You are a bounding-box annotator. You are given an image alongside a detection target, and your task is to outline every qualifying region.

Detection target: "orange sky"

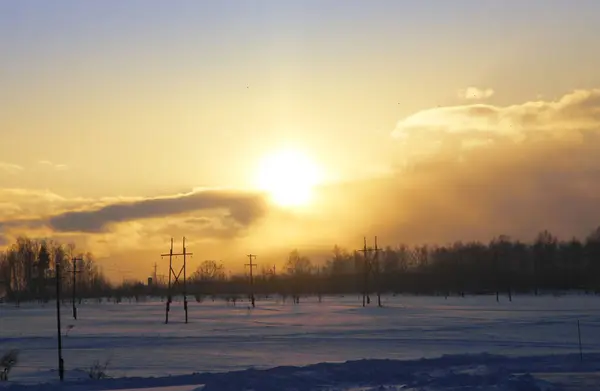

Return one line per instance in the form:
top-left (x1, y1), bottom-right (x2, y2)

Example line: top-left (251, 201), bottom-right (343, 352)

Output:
top-left (2, 2), bottom-right (600, 281)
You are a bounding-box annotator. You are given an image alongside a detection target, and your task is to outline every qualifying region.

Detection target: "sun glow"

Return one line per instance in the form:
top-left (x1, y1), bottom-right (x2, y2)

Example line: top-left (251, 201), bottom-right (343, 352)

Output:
top-left (255, 149), bottom-right (322, 207)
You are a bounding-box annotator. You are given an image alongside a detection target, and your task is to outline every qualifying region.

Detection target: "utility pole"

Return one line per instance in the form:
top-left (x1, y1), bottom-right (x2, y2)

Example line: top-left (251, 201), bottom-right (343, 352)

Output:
top-left (493, 243), bottom-right (500, 303)
top-left (245, 254), bottom-right (257, 308)
top-left (153, 262), bottom-right (158, 285)
top-left (161, 237), bottom-right (193, 324)
top-left (359, 237), bottom-right (372, 307)
top-left (164, 238), bottom-right (173, 324)
top-left (182, 238), bottom-right (188, 323)
top-left (373, 236), bottom-right (382, 307)
top-left (54, 260), bottom-right (64, 381)
top-left (70, 256), bottom-right (83, 320)
top-left (317, 265), bottom-right (322, 303)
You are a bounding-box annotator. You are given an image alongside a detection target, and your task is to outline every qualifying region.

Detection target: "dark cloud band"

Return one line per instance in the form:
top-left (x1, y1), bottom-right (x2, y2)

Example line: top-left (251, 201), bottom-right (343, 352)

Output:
top-left (47, 190), bottom-right (267, 233)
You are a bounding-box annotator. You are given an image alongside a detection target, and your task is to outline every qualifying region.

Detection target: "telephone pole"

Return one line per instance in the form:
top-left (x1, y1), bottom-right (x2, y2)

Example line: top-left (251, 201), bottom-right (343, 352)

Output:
top-left (373, 236), bottom-right (382, 307)
top-left (183, 238), bottom-right (189, 323)
top-left (317, 265), bottom-right (322, 303)
top-left (70, 256), bottom-right (83, 320)
top-left (359, 237), bottom-right (372, 307)
top-left (161, 237), bottom-right (193, 324)
top-left (54, 260), bottom-right (64, 381)
top-left (245, 254), bottom-right (257, 308)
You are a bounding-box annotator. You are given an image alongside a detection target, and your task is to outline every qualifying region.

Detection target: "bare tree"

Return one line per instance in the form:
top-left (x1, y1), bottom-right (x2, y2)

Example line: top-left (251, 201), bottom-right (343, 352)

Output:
top-left (327, 245), bottom-right (353, 276)
top-left (191, 260), bottom-right (225, 282)
top-left (286, 250), bottom-right (312, 304)
top-left (286, 250), bottom-right (312, 276)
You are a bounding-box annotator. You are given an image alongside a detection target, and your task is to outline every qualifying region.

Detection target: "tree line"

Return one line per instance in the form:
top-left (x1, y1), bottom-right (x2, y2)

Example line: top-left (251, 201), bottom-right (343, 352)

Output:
top-left (2, 227), bottom-right (600, 304)
top-left (0, 237), bottom-right (110, 303)
top-left (171, 227), bottom-right (600, 301)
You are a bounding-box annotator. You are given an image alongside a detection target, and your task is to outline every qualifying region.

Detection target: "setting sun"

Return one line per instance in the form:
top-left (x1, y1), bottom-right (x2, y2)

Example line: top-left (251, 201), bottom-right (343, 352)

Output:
top-left (255, 149), bottom-right (322, 207)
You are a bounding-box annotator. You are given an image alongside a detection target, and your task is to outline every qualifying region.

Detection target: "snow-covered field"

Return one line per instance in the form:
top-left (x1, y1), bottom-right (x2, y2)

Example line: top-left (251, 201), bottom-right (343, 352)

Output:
top-left (2, 294), bottom-right (600, 390)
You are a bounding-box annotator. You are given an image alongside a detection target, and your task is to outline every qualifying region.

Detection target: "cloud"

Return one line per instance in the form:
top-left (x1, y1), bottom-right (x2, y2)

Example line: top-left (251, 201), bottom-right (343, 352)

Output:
top-left (392, 89), bottom-right (600, 160)
top-left (149, 216), bottom-right (250, 241)
top-left (0, 188), bottom-right (270, 259)
top-left (0, 188), bottom-right (69, 203)
top-left (0, 188), bottom-right (90, 222)
top-left (46, 189), bottom-right (267, 233)
top-left (0, 162), bottom-right (24, 175)
top-left (39, 160), bottom-right (68, 170)
top-left (457, 87), bottom-right (495, 100)
top-left (0, 188), bottom-right (267, 235)
top-left (364, 88), bottom-right (600, 243)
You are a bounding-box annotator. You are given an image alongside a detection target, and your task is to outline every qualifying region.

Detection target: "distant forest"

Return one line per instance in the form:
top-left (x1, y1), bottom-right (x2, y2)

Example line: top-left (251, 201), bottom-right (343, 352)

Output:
top-left (2, 227), bottom-right (600, 304)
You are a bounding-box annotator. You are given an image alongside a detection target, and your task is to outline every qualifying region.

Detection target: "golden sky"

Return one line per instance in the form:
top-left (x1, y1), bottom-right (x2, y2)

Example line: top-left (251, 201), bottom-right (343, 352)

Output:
top-left (2, 1), bottom-right (600, 281)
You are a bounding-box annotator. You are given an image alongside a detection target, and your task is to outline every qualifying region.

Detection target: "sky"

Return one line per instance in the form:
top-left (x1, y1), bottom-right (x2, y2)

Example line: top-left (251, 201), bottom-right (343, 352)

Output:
top-left (2, 1), bottom-right (600, 281)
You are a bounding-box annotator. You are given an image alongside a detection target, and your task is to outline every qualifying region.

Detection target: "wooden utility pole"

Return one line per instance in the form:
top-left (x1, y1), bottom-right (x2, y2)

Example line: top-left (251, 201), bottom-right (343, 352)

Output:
top-left (70, 256), bottom-right (83, 320)
top-left (359, 237), bottom-right (372, 307)
top-left (359, 236), bottom-right (384, 307)
top-left (183, 238), bottom-right (189, 322)
top-left (373, 236), bottom-right (382, 307)
top-left (54, 261), bottom-right (64, 381)
top-left (161, 237), bottom-right (193, 324)
top-left (493, 243), bottom-right (500, 303)
top-left (245, 254), bottom-right (257, 308)
top-left (163, 238), bottom-right (173, 323)
top-left (317, 265), bottom-right (322, 303)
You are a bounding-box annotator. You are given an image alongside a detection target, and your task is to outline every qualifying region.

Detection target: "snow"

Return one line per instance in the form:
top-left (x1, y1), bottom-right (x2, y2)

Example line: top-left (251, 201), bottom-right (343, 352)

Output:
top-left (2, 294), bottom-right (600, 390)
top-left (102, 388), bottom-right (200, 391)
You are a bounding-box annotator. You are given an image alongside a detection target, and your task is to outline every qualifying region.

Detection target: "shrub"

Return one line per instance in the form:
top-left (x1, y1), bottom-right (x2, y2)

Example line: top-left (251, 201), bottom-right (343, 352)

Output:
top-left (88, 358), bottom-right (111, 380)
top-left (0, 350), bottom-right (19, 381)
